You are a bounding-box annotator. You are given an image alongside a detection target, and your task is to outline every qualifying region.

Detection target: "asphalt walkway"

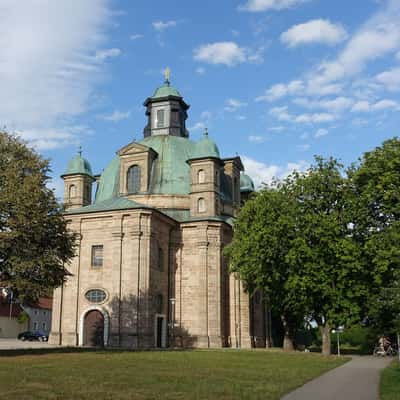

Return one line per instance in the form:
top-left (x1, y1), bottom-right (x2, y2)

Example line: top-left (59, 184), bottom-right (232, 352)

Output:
top-left (281, 355), bottom-right (392, 400)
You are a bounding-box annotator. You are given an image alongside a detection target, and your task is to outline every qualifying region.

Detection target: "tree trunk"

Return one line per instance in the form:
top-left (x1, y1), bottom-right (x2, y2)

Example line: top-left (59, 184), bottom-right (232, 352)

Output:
top-left (320, 324), bottom-right (331, 355)
top-left (281, 315), bottom-right (295, 351)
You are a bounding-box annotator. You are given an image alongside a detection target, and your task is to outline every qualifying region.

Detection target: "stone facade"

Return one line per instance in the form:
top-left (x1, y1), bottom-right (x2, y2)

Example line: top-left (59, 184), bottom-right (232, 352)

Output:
top-left (50, 77), bottom-right (267, 349)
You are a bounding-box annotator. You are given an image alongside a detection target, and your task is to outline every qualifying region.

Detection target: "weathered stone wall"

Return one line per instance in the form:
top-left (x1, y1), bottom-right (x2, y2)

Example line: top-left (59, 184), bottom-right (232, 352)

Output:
top-left (50, 209), bottom-right (267, 349)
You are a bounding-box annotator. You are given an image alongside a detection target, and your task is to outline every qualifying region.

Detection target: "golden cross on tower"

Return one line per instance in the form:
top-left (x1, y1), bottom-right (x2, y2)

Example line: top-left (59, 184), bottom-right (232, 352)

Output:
top-left (164, 66), bottom-right (171, 84)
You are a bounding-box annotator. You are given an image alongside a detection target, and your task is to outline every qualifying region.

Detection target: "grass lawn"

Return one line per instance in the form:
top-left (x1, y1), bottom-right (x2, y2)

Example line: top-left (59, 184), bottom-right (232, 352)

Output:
top-left (0, 349), bottom-right (346, 400)
top-left (381, 360), bottom-right (400, 400)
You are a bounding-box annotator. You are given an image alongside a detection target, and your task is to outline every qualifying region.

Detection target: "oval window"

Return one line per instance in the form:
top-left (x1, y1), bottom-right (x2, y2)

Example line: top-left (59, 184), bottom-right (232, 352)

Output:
top-left (85, 289), bottom-right (107, 304)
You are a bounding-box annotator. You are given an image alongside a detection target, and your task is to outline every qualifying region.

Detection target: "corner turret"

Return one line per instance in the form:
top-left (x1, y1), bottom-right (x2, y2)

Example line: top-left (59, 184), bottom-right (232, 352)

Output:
top-left (61, 147), bottom-right (95, 210)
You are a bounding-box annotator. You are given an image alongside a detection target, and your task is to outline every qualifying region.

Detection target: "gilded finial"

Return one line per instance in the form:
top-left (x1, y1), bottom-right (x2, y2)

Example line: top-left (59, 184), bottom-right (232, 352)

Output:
top-left (164, 66), bottom-right (171, 84)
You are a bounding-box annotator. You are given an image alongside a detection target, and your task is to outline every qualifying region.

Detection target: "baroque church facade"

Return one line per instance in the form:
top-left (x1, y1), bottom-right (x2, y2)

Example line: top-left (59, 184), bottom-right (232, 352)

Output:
top-left (49, 75), bottom-right (267, 349)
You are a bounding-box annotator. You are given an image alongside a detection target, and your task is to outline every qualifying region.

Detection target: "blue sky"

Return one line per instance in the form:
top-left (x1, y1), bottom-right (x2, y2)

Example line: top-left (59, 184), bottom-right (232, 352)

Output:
top-left (1, 0), bottom-right (400, 194)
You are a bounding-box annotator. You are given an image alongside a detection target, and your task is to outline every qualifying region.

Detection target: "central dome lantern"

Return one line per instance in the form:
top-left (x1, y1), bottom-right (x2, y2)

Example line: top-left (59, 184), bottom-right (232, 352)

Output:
top-left (143, 68), bottom-right (190, 138)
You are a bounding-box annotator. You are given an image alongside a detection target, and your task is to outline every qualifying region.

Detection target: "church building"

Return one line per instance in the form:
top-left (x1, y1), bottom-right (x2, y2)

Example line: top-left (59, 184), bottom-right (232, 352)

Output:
top-left (49, 73), bottom-right (267, 349)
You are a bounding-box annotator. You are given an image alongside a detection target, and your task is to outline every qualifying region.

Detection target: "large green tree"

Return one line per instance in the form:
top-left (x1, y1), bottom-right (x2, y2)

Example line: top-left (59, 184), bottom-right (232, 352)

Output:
top-left (287, 158), bottom-right (365, 355)
top-left (350, 138), bottom-right (400, 338)
top-left (0, 131), bottom-right (75, 301)
top-left (225, 184), bottom-right (309, 350)
top-left (227, 157), bottom-right (370, 355)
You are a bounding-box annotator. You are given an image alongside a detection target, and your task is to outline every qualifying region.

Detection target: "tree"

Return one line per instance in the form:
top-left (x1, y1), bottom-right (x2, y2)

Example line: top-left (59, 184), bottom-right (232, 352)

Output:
top-left (287, 157), bottom-right (366, 355)
top-left (225, 184), bottom-right (310, 351)
top-left (350, 138), bottom-right (400, 340)
top-left (0, 131), bottom-right (75, 302)
top-left (226, 157), bottom-right (369, 355)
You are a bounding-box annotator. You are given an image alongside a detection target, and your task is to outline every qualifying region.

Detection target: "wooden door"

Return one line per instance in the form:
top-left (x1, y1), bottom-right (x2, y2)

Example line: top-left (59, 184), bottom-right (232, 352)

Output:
top-left (156, 316), bottom-right (163, 348)
top-left (83, 310), bottom-right (104, 347)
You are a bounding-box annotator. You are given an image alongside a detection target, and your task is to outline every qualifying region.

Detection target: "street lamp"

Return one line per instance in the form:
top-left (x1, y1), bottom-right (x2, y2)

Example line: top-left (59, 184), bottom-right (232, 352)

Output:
top-left (169, 298), bottom-right (176, 347)
top-left (1, 288), bottom-right (13, 320)
top-left (332, 326), bottom-right (344, 356)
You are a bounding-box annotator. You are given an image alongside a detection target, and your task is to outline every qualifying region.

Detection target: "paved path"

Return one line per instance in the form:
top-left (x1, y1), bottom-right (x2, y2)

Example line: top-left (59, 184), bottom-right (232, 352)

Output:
top-left (0, 338), bottom-right (60, 350)
top-left (282, 356), bottom-right (392, 400)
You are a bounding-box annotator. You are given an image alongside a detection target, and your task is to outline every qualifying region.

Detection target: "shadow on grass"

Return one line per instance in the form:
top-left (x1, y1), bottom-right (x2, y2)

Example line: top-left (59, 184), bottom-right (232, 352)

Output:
top-left (0, 346), bottom-right (193, 358)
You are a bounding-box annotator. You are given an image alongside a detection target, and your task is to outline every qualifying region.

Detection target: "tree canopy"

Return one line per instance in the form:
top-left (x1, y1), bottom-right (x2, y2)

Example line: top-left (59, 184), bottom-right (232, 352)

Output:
top-left (225, 183), bottom-right (308, 350)
top-left (0, 131), bottom-right (75, 301)
top-left (350, 137), bottom-right (400, 335)
top-left (226, 152), bottom-right (398, 354)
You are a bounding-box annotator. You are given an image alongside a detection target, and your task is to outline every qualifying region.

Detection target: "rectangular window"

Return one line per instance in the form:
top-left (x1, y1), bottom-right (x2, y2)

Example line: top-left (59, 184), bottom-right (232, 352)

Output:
top-left (33, 322), bottom-right (38, 330)
top-left (42, 322), bottom-right (46, 330)
top-left (171, 110), bottom-right (179, 124)
top-left (156, 109), bottom-right (165, 128)
top-left (91, 245), bottom-right (104, 267)
top-left (158, 247), bottom-right (164, 271)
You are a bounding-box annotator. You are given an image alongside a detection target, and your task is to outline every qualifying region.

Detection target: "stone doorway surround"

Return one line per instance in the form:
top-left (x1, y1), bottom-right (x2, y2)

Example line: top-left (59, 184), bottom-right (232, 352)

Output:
top-left (79, 306), bottom-right (109, 346)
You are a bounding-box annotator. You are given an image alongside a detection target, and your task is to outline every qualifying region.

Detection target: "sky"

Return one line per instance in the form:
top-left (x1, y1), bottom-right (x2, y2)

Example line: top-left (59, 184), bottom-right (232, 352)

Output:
top-left (1, 0), bottom-right (400, 196)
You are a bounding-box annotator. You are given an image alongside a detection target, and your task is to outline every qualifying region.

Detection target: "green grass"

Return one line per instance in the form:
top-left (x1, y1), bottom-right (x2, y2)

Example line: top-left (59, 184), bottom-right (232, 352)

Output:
top-left (381, 360), bottom-right (400, 400)
top-left (0, 349), bottom-right (347, 400)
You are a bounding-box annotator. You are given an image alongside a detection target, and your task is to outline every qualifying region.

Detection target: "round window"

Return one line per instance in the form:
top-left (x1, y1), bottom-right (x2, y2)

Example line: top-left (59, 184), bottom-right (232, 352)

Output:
top-left (85, 289), bottom-right (107, 304)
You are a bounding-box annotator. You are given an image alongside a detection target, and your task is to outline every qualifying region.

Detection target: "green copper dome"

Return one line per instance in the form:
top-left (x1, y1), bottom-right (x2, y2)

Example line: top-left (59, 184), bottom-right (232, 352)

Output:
top-left (63, 151), bottom-right (93, 177)
top-left (240, 173), bottom-right (255, 192)
top-left (151, 81), bottom-right (182, 99)
top-left (192, 130), bottom-right (220, 159)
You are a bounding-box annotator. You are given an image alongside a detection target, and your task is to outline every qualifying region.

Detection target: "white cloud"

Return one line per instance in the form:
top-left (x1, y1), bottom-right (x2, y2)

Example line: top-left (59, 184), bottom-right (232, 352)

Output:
top-left (224, 98), bottom-right (248, 112)
top-left (295, 113), bottom-right (335, 123)
top-left (19, 125), bottom-right (92, 150)
top-left (293, 96), bottom-right (354, 112)
top-left (256, 80), bottom-right (304, 101)
top-left (242, 156), bottom-right (309, 188)
top-left (248, 135), bottom-right (266, 143)
top-left (152, 20), bottom-right (177, 32)
top-left (281, 19), bottom-right (347, 48)
top-left (314, 128), bottom-right (328, 138)
top-left (189, 122), bottom-right (206, 132)
top-left (193, 42), bottom-right (247, 66)
top-left (270, 106), bottom-right (292, 121)
top-left (351, 99), bottom-right (400, 112)
top-left (99, 110), bottom-right (131, 122)
top-left (270, 106), bottom-right (335, 124)
top-left (0, 0), bottom-right (113, 149)
top-left (95, 47), bottom-right (121, 61)
top-left (376, 67), bottom-right (400, 91)
top-left (312, 1), bottom-right (400, 86)
top-left (130, 34), bottom-right (143, 40)
top-left (238, 0), bottom-right (309, 12)
top-left (256, 0), bottom-right (400, 127)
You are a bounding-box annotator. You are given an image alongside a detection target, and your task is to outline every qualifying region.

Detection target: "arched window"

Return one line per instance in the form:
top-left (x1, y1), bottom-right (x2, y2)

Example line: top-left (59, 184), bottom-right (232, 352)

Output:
top-left (198, 197), bottom-right (206, 213)
top-left (69, 184), bottom-right (76, 199)
top-left (127, 165), bottom-right (141, 193)
top-left (198, 169), bottom-right (205, 184)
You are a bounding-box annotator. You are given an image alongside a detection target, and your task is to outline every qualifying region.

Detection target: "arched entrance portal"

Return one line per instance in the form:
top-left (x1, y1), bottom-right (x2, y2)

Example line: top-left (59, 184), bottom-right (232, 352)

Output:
top-left (83, 310), bottom-right (104, 347)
